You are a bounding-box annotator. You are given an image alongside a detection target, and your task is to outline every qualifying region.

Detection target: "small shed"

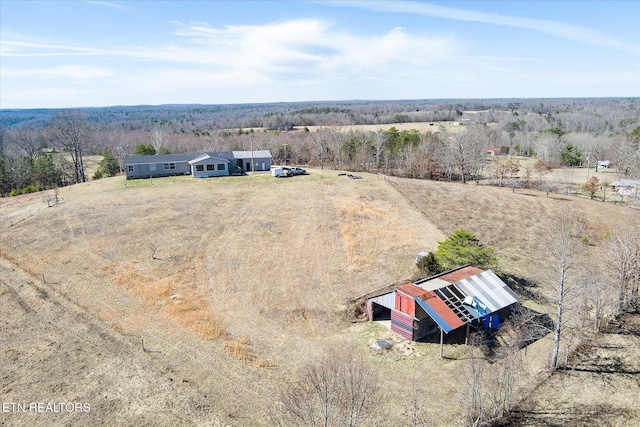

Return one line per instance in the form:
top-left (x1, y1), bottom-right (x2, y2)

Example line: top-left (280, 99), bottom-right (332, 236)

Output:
top-left (365, 266), bottom-right (519, 344)
top-left (188, 154), bottom-right (230, 178)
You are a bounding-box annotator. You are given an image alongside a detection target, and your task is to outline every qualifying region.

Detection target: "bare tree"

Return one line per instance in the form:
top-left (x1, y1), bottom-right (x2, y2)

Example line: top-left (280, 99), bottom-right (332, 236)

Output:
top-left (373, 130), bottom-right (386, 173)
top-left (532, 133), bottom-right (563, 166)
top-left (150, 127), bottom-right (166, 152)
top-left (50, 111), bottom-right (91, 183)
top-left (609, 134), bottom-right (640, 178)
top-left (604, 225), bottom-right (640, 312)
top-left (459, 327), bottom-right (524, 427)
top-left (539, 208), bottom-right (585, 369)
top-left (9, 127), bottom-right (45, 159)
top-left (578, 262), bottom-right (617, 333)
top-left (447, 127), bottom-right (484, 184)
top-left (403, 388), bottom-right (433, 427)
top-left (460, 352), bottom-right (487, 427)
top-left (492, 156), bottom-right (520, 187)
top-left (274, 354), bottom-right (381, 427)
top-left (533, 159), bottom-right (552, 187)
top-left (312, 128), bottom-right (333, 170)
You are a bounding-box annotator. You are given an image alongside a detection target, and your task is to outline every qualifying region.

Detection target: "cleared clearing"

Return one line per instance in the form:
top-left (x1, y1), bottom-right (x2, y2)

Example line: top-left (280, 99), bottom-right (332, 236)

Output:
top-left (1, 169), bottom-right (638, 426)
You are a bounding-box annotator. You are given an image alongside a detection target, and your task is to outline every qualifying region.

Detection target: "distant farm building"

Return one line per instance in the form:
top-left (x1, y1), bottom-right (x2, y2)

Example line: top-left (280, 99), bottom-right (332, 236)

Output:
top-left (610, 179), bottom-right (640, 200)
top-left (124, 150), bottom-right (272, 179)
top-left (597, 160), bottom-right (610, 169)
top-left (365, 266), bottom-right (519, 342)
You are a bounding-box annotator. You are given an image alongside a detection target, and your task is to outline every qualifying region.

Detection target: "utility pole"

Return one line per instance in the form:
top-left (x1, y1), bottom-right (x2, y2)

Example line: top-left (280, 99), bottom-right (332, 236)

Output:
top-left (250, 135), bottom-right (254, 174)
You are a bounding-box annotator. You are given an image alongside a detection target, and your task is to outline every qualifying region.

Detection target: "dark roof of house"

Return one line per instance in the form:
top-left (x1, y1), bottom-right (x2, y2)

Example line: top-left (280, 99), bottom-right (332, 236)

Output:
top-left (124, 151), bottom-right (236, 165)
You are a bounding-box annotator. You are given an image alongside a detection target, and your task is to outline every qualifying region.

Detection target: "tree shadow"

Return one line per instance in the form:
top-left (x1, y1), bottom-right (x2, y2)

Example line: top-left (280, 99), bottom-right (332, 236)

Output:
top-left (602, 311), bottom-right (640, 337)
top-left (500, 274), bottom-right (553, 305)
top-left (415, 304), bottom-right (553, 363)
top-left (466, 304), bottom-right (554, 362)
top-left (498, 403), bottom-right (630, 427)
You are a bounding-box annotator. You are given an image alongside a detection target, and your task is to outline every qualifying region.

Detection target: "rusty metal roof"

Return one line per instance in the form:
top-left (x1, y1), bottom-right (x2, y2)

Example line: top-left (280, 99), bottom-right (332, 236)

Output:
top-left (397, 283), bottom-right (431, 300)
top-left (437, 266), bottom-right (484, 284)
top-left (415, 294), bottom-right (465, 333)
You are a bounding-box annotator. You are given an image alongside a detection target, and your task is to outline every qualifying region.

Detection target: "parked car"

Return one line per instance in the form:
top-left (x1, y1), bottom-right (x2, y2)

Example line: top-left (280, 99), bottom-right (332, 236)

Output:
top-left (289, 166), bottom-right (307, 175)
top-left (271, 166), bottom-right (307, 177)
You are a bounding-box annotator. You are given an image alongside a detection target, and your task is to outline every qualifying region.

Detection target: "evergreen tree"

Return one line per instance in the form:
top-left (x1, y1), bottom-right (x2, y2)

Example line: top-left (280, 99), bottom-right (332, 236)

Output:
top-left (93, 151), bottom-right (120, 179)
top-left (134, 143), bottom-right (156, 155)
top-left (560, 143), bottom-right (582, 166)
top-left (435, 229), bottom-right (497, 270)
top-left (31, 152), bottom-right (59, 188)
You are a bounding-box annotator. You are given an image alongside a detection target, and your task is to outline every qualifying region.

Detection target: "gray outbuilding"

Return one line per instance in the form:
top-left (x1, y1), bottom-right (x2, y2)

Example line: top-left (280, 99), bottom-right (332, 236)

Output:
top-left (232, 150), bottom-right (272, 172)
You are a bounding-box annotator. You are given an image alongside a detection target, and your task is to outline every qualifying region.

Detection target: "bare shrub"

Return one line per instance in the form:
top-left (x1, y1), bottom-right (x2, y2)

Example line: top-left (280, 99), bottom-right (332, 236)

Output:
top-left (273, 353), bottom-right (381, 427)
top-left (459, 325), bottom-right (525, 427)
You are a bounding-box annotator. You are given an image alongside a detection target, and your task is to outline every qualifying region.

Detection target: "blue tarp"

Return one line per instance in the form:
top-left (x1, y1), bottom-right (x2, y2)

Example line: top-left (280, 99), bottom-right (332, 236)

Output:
top-left (481, 313), bottom-right (501, 329)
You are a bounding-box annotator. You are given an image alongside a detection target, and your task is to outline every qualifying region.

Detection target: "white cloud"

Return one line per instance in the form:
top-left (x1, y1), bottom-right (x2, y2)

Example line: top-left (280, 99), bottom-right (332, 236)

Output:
top-left (2, 18), bottom-right (458, 83)
top-left (3, 65), bottom-right (115, 80)
top-left (163, 19), bottom-right (458, 80)
top-left (84, 1), bottom-right (127, 10)
top-left (331, 0), bottom-right (639, 54)
top-left (2, 40), bottom-right (111, 57)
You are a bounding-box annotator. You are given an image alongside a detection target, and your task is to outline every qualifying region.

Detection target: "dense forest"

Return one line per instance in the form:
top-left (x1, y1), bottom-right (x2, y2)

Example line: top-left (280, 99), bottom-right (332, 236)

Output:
top-left (1, 98), bottom-right (639, 196)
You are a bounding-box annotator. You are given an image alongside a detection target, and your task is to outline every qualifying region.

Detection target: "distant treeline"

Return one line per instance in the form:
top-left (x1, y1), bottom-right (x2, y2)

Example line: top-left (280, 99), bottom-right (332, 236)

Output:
top-left (1, 98), bottom-right (639, 196)
top-left (2, 98), bottom-right (636, 131)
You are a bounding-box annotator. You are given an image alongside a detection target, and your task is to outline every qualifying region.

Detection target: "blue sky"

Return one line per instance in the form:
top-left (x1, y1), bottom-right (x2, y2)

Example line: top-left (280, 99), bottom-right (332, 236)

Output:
top-left (1, 0), bottom-right (639, 109)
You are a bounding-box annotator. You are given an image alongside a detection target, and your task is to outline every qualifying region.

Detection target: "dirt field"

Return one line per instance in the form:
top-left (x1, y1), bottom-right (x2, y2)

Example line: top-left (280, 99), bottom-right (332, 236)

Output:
top-left (1, 169), bottom-right (638, 426)
top-left (225, 121), bottom-right (468, 135)
top-left (293, 121), bottom-right (467, 134)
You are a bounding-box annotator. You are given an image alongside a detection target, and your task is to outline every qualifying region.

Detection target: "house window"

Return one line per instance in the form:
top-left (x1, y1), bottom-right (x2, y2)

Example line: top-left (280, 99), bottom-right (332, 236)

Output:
top-left (195, 165), bottom-right (204, 172)
top-left (207, 164), bottom-right (215, 171)
top-left (163, 163), bottom-right (175, 170)
top-left (127, 165), bottom-right (134, 172)
top-left (149, 164), bottom-right (156, 172)
top-left (217, 163), bottom-right (226, 171)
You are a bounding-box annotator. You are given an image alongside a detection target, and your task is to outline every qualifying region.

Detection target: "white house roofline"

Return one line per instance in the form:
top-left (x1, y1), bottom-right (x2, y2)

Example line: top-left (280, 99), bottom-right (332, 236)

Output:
top-left (188, 154), bottom-right (230, 164)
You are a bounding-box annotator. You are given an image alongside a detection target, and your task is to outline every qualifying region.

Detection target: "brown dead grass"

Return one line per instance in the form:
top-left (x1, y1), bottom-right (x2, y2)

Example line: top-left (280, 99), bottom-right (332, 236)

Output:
top-left (1, 169), bottom-right (638, 426)
top-left (112, 264), bottom-right (231, 341)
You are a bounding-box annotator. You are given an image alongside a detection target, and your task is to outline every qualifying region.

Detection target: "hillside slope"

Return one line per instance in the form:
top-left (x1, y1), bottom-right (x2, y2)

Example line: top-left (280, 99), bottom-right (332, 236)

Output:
top-left (1, 170), bottom-right (448, 425)
top-left (1, 170), bottom-right (638, 425)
